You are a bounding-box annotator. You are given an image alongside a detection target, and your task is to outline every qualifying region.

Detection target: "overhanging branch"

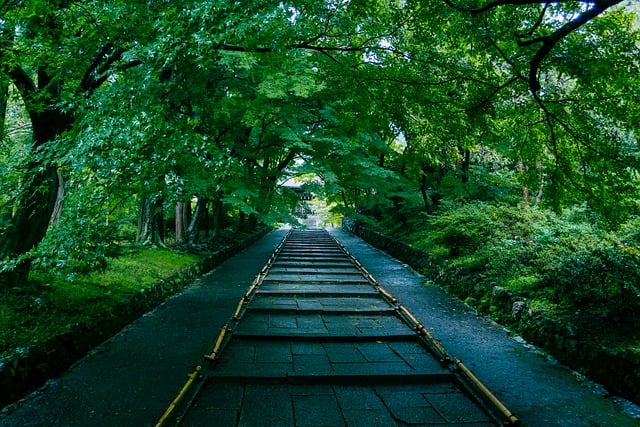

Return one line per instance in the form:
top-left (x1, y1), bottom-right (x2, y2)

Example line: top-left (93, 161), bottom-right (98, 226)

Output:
top-left (523, 1), bottom-right (622, 92)
top-left (443, 0), bottom-right (626, 93)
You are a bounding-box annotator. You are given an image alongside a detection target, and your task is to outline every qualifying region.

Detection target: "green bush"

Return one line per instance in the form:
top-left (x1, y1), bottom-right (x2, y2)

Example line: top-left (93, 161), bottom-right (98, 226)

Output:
top-left (405, 202), bottom-right (640, 320)
top-left (366, 196), bottom-right (640, 322)
top-left (30, 219), bottom-right (122, 278)
top-left (536, 239), bottom-right (640, 319)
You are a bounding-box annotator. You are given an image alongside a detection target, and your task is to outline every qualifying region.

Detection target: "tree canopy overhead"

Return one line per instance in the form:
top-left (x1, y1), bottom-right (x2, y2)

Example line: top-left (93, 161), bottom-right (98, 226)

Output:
top-left (0, 0), bottom-right (638, 282)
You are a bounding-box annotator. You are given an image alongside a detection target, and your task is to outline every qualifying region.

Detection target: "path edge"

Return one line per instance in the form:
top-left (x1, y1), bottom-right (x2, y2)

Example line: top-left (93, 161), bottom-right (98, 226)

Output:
top-left (0, 227), bottom-right (271, 409)
top-left (343, 220), bottom-right (640, 408)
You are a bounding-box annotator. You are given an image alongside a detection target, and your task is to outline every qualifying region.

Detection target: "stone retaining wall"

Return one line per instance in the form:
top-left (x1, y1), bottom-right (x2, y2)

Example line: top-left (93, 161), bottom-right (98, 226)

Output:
top-left (346, 221), bottom-right (640, 404)
top-left (0, 228), bottom-right (269, 408)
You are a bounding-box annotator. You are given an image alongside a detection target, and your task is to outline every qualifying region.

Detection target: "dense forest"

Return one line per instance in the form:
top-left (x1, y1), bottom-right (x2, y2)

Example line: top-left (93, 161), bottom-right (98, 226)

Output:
top-left (1, 0), bottom-right (640, 399)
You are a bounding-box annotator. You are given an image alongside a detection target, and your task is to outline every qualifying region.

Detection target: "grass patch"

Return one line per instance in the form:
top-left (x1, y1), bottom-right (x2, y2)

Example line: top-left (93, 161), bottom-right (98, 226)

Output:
top-left (0, 247), bottom-right (199, 358)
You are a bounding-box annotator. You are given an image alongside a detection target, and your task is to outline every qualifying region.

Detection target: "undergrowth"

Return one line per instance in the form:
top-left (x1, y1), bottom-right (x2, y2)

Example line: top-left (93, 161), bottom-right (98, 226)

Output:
top-left (368, 201), bottom-right (640, 345)
top-left (0, 247), bottom-right (198, 358)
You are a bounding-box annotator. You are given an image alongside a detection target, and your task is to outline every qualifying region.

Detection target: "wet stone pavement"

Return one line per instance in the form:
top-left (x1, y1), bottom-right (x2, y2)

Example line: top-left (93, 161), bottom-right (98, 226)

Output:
top-left (177, 229), bottom-right (501, 426)
top-left (1, 227), bottom-right (638, 426)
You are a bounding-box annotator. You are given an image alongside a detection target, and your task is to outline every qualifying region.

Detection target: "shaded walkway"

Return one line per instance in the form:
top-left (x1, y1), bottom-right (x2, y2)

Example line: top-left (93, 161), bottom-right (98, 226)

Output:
top-left (0, 228), bottom-right (636, 426)
top-left (172, 229), bottom-right (503, 426)
top-left (0, 229), bottom-right (288, 427)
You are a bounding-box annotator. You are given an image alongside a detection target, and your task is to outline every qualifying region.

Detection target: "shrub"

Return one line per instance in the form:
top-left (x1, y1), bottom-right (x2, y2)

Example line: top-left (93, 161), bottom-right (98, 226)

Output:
top-left (30, 218), bottom-right (122, 278)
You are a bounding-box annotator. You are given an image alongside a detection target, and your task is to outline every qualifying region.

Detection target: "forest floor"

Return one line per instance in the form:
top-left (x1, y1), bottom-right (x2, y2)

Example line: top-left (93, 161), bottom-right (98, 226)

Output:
top-left (0, 229), bottom-right (258, 359)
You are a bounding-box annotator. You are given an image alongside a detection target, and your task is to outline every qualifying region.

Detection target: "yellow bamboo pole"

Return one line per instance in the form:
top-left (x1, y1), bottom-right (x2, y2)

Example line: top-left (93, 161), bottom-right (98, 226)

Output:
top-left (155, 366), bottom-right (202, 427)
top-left (419, 328), bottom-right (450, 362)
top-left (455, 359), bottom-right (520, 426)
top-left (377, 287), bottom-right (398, 303)
top-left (397, 305), bottom-right (422, 328)
top-left (204, 325), bottom-right (229, 361)
top-left (232, 297), bottom-right (246, 320)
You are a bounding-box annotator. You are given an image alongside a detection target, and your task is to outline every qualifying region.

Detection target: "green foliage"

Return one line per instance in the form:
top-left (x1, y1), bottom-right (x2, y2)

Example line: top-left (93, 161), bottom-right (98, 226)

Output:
top-left (529, 212), bottom-right (640, 318)
top-left (1, 0), bottom-right (639, 281)
top-left (398, 201), bottom-right (640, 320)
top-left (429, 201), bottom-right (528, 257)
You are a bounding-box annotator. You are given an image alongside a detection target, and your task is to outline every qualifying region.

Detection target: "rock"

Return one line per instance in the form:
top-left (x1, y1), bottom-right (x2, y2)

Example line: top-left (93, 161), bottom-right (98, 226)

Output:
top-left (512, 301), bottom-right (526, 320)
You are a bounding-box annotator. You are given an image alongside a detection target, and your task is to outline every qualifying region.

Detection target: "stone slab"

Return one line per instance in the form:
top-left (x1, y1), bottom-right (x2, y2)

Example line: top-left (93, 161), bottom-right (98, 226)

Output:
top-left (249, 296), bottom-right (393, 313)
top-left (211, 338), bottom-right (449, 378)
top-left (182, 381), bottom-right (494, 426)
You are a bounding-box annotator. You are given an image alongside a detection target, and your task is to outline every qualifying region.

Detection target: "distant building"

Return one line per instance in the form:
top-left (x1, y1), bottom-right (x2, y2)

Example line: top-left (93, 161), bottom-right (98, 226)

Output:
top-left (284, 186), bottom-right (313, 201)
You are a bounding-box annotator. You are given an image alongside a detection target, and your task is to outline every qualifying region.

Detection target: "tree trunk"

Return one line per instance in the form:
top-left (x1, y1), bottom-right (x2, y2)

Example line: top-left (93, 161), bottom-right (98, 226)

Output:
top-left (420, 173), bottom-right (430, 210)
top-left (50, 171), bottom-right (66, 227)
top-left (0, 81), bottom-right (9, 227)
top-left (341, 191), bottom-right (350, 209)
top-left (535, 161), bottom-right (544, 205)
top-left (186, 197), bottom-right (207, 244)
top-left (0, 79), bottom-right (7, 136)
top-left (0, 107), bottom-right (71, 285)
top-left (238, 210), bottom-right (246, 229)
top-left (247, 213), bottom-right (258, 231)
top-left (201, 201), bottom-right (210, 237)
top-left (211, 199), bottom-right (224, 238)
top-left (0, 166), bottom-right (59, 284)
top-left (137, 197), bottom-right (165, 247)
top-left (175, 201), bottom-right (191, 243)
top-left (458, 146), bottom-right (471, 183)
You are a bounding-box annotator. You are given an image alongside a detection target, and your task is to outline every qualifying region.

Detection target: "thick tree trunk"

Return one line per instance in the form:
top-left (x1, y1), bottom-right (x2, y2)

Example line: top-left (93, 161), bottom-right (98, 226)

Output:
top-left (137, 198), bottom-right (165, 247)
top-left (0, 107), bottom-right (71, 285)
top-left (0, 166), bottom-right (59, 284)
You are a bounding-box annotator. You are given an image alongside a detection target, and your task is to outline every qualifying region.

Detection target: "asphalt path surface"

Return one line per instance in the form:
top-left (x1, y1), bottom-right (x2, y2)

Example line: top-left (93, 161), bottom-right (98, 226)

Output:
top-left (0, 227), bottom-right (637, 426)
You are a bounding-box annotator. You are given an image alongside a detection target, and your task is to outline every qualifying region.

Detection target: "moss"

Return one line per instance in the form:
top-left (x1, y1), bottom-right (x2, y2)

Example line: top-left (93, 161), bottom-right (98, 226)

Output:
top-left (0, 247), bottom-right (199, 358)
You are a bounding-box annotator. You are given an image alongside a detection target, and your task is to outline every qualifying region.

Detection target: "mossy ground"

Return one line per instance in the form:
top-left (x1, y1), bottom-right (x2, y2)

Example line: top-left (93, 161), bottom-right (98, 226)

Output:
top-left (0, 247), bottom-right (199, 358)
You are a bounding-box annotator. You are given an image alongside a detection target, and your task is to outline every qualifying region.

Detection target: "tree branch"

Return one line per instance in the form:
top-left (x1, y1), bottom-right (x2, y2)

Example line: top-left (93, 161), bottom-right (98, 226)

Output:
top-left (79, 43), bottom-right (114, 92)
top-left (79, 45), bottom-right (142, 95)
top-left (443, 0), bottom-right (626, 93)
top-left (7, 65), bottom-right (37, 99)
top-left (468, 76), bottom-right (520, 112)
top-left (443, 0), bottom-right (589, 15)
top-left (524, 1), bottom-right (622, 92)
top-left (516, 3), bottom-right (548, 39)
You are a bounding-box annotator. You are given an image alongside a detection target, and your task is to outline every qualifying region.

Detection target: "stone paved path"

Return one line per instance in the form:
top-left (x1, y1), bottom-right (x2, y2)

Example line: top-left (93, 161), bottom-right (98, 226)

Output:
top-left (175, 229), bottom-right (501, 426)
top-left (0, 227), bottom-right (637, 426)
